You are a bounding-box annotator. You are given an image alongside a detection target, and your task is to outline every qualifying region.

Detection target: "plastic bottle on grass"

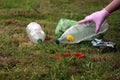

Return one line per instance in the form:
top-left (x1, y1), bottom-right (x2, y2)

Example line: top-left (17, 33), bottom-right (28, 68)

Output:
top-left (55, 21), bottom-right (109, 44)
top-left (26, 22), bottom-right (45, 43)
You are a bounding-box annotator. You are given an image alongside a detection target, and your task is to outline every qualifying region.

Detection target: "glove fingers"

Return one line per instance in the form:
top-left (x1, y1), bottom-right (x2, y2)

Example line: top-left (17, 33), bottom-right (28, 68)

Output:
top-left (78, 19), bottom-right (87, 24)
top-left (78, 18), bottom-right (92, 24)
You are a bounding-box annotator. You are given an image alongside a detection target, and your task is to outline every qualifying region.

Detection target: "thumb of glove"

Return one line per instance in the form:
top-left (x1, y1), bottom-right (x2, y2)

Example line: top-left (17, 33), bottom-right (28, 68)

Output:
top-left (95, 23), bottom-right (101, 34)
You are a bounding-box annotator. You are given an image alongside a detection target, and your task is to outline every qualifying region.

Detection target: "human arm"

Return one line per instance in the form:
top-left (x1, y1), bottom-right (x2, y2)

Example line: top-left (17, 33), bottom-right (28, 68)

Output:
top-left (105, 0), bottom-right (120, 13)
top-left (78, 0), bottom-right (120, 33)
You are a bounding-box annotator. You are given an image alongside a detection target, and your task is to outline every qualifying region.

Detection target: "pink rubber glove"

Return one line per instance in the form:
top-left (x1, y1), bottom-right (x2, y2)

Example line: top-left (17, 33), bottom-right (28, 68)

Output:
top-left (78, 9), bottom-right (110, 33)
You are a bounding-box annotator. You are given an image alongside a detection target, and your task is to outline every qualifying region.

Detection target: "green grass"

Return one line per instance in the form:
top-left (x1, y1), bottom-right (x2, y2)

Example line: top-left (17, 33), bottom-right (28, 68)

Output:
top-left (0, 0), bottom-right (120, 80)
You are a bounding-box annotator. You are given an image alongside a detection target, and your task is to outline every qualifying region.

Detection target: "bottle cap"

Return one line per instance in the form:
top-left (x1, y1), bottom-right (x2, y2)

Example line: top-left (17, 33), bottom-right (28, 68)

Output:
top-left (55, 40), bottom-right (60, 44)
top-left (37, 39), bottom-right (42, 43)
top-left (66, 35), bottom-right (74, 41)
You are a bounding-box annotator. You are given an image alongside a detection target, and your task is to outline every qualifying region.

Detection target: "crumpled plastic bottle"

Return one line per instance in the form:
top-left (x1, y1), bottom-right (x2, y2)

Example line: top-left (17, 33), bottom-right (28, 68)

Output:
top-left (55, 21), bottom-right (109, 44)
top-left (26, 22), bottom-right (46, 43)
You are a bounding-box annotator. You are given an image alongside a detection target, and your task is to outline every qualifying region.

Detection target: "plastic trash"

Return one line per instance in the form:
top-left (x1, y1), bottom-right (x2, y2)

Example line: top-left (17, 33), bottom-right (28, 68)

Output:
top-left (91, 38), bottom-right (116, 49)
top-left (55, 20), bottom-right (109, 44)
top-left (55, 52), bottom-right (85, 60)
top-left (26, 22), bottom-right (46, 43)
top-left (55, 18), bottom-right (77, 38)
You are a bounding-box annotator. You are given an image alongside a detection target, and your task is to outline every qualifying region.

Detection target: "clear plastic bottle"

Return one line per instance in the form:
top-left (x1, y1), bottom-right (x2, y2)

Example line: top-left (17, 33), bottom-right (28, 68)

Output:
top-left (26, 22), bottom-right (46, 43)
top-left (55, 21), bottom-right (109, 44)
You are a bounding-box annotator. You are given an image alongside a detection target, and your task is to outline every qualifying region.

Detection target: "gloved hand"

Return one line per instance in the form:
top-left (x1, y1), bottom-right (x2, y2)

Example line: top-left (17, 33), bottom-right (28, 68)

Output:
top-left (78, 9), bottom-right (110, 33)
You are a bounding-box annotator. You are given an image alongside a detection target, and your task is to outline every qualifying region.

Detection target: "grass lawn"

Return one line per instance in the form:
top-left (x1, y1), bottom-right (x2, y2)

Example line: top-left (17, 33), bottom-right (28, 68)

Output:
top-left (0, 0), bottom-right (120, 80)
